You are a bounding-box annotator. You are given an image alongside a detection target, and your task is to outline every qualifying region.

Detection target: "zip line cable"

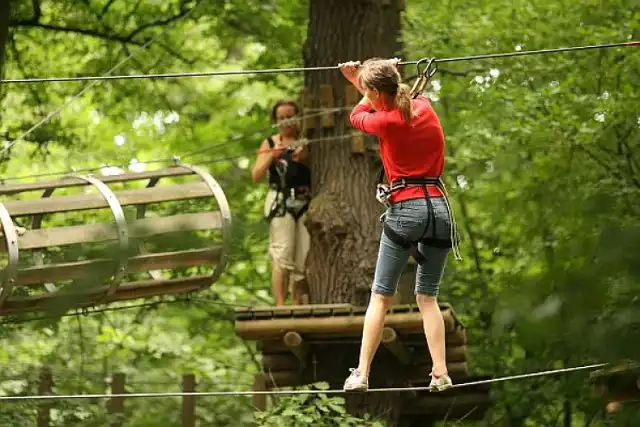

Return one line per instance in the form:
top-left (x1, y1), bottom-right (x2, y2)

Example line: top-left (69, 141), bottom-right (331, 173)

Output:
top-left (1, 41), bottom-right (637, 84)
top-left (0, 363), bottom-right (607, 401)
top-left (3, 39), bottom-right (637, 180)
top-left (0, 0), bottom-right (204, 158)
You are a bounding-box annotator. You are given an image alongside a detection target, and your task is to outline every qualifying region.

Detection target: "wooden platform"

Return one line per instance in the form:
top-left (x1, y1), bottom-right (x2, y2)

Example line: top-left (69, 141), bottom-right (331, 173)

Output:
top-left (234, 303), bottom-right (492, 422)
top-left (590, 361), bottom-right (640, 403)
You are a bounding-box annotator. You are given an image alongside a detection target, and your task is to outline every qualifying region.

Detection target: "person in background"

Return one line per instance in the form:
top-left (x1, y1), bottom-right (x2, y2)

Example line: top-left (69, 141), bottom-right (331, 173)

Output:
top-left (251, 99), bottom-right (312, 306)
top-left (338, 58), bottom-right (460, 393)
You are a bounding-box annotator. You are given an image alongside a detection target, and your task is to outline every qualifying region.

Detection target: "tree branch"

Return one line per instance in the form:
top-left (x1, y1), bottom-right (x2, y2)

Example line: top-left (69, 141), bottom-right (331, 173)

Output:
top-left (9, 20), bottom-right (146, 46)
top-left (124, 6), bottom-right (195, 41)
top-left (0, 0), bottom-right (11, 77)
top-left (99, 0), bottom-right (117, 19)
top-left (11, 3), bottom-right (200, 64)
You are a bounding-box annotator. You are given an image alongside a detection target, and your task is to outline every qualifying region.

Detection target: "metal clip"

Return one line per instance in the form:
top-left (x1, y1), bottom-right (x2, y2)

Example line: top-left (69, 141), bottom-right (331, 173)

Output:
top-left (409, 57), bottom-right (438, 98)
top-left (376, 184), bottom-right (392, 208)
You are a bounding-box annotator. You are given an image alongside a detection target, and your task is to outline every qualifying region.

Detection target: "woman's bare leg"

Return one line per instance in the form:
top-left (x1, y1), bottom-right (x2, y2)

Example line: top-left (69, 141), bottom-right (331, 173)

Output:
top-left (357, 292), bottom-right (394, 376)
top-left (416, 294), bottom-right (447, 377)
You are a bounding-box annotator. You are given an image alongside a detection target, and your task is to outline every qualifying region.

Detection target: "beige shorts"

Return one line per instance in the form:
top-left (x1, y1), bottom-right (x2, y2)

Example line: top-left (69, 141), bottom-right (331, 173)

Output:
top-left (264, 190), bottom-right (310, 284)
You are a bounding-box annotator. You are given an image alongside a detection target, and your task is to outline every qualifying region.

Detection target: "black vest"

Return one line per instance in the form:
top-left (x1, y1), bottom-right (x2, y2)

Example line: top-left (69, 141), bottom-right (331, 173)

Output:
top-left (267, 137), bottom-right (311, 189)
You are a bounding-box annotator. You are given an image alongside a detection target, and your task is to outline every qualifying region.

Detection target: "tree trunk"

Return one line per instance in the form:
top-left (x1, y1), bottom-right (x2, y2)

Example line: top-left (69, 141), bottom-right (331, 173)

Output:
top-left (0, 0), bottom-right (11, 78)
top-left (304, 0), bottom-right (402, 306)
top-left (302, 0), bottom-right (405, 425)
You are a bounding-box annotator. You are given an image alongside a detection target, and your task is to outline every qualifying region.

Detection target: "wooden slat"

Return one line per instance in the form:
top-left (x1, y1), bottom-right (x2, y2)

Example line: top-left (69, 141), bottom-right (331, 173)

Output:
top-left (0, 275), bottom-right (212, 316)
top-left (109, 373), bottom-right (125, 427)
top-left (0, 167), bottom-right (196, 195)
top-left (235, 310), bottom-right (457, 340)
top-left (252, 374), bottom-right (268, 411)
top-left (5, 182), bottom-right (212, 216)
top-left (234, 303), bottom-right (353, 320)
top-left (319, 84), bottom-right (334, 127)
top-left (12, 212), bottom-right (221, 250)
top-left (181, 374), bottom-right (196, 427)
top-left (15, 247), bottom-right (221, 286)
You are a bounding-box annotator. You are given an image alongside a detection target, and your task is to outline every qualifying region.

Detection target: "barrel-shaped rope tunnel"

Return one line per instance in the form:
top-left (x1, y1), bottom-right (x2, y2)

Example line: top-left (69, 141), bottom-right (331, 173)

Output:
top-left (0, 163), bottom-right (232, 316)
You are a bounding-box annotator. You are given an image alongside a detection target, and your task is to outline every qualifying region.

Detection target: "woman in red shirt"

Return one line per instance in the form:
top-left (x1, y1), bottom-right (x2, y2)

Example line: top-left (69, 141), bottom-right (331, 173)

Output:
top-left (339, 58), bottom-right (460, 393)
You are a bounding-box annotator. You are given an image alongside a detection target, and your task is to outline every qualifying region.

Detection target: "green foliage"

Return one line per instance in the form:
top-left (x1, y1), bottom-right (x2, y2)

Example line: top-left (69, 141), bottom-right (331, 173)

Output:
top-left (255, 383), bottom-right (385, 427)
top-left (0, 0), bottom-right (639, 425)
top-left (403, 0), bottom-right (640, 425)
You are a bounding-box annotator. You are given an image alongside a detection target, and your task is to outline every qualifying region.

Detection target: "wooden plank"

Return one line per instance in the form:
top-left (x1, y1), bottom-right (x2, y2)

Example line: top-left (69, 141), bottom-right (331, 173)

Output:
top-left (283, 331), bottom-right (308, 369)
top-left (5, 182), bottom-right (212, 216)
top-left (0, 167), bottom-right (196, 196)
top-left (15, 247), bottom-right (221, 286)
top-left (252, 374), bottom-right (268, 411)
top-left (405, 327), bottom-right (467, 347)
top-left (381, 327), bottom-right (412, 364)
top-left (181, 374), bottom-right (196, 427)
top-left (591, 362), bottom-right (640, 402)
top-left (37, 367), bottom-right (52, 427)
top-left (331, 305), bottom-right (354, 315)
top-left (236, 304), bottom-right (353, 320)
top-left (0, 276), bottom-right (213, 316)
top-left (318, 84), bottom-right (334, 127)
top-left (235, 310), bottom-right (457, 339)
top-left (11, 211), bottom-right (221, 250)
top-left (344, 86), bottom-right (360, 126)
top-left (262, 354), bottom-right (300, 371)
top-left (350, 134), bottom-right (366, 153)
top-left (310, 303), bottom-right (353, 316)
top-left (109, 373), bottom-right (125, 427)
top-left (388, 304), bottom-right (415, 314)
top-left (291, 306), bottom-right (312, 317)
top-left (301, 87), bottom-right (314, 131)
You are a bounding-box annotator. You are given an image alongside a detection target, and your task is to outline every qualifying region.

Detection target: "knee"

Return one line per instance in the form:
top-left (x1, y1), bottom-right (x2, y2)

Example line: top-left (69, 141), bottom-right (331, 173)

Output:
top-left (416, 293), bottom-right (438, 309)
top-left (371, 291), bottom-right (394, 307)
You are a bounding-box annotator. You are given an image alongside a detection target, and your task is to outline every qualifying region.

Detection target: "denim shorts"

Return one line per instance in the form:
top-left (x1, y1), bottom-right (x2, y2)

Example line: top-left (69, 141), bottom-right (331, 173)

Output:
top-left (372, 197), bottom-right (452, 297)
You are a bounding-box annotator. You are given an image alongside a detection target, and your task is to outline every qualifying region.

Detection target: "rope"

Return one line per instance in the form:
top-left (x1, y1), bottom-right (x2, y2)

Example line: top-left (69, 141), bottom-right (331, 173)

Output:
top-left (0, 107), bottom-right (354, 183)
top-left (1, 41), bottom-right (637, 84)
top-left (0, 363), bottom-right (607, 401)
top-left (0, 0), bottom-right (204, 158)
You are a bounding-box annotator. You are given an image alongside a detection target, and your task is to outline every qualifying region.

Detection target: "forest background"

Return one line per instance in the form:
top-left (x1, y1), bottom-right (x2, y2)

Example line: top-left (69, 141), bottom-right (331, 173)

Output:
top-left (0, 0), bottom-right (638, 426)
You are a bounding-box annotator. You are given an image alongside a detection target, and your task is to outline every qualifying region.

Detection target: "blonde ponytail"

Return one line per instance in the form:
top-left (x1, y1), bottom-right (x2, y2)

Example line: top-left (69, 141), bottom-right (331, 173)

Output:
top-left (396, 83), bottom-right (413, 125)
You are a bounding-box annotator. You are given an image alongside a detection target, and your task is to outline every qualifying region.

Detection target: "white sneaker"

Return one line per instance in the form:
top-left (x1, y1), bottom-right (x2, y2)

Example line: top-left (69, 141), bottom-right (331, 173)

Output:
top-left (429, 372), bottom-right (453, 392)
top-left (343, 368), bottom-right (368, 392)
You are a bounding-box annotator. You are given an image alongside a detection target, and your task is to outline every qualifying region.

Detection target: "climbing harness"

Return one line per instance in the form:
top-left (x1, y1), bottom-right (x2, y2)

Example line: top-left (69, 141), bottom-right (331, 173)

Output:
top-left (376, 172), bottom-right (462, 263)
top-left (264, 138), bottom-right (311, 223)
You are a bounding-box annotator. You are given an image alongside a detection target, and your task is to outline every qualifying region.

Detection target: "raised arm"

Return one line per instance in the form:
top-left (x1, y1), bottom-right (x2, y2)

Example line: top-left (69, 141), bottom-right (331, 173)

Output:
top-left (251, 139), bottom-right (277, 183)
top-left (338, 60), bottom-right (388, 136)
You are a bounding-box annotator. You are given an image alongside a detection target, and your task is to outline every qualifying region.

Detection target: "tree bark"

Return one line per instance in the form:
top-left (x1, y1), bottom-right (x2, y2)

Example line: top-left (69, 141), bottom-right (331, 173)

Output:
top-left (302, 0), bottom-right (405, 425)
top-left (0, 0), bottom-right (11, 78)
top-left (304, 0), bottom-right (402, 306)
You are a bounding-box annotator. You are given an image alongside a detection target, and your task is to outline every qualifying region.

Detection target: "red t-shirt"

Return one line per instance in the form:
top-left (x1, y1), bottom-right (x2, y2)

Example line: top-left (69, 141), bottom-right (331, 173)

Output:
top-left (350, 95), bottom-right (445, 203)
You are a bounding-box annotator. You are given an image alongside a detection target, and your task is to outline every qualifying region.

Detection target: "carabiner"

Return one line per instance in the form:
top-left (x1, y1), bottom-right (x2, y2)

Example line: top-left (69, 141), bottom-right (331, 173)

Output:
top-left (376, 184), bottom-right (392, 208)
top-left (409, 57), bottom-right (438, 98)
